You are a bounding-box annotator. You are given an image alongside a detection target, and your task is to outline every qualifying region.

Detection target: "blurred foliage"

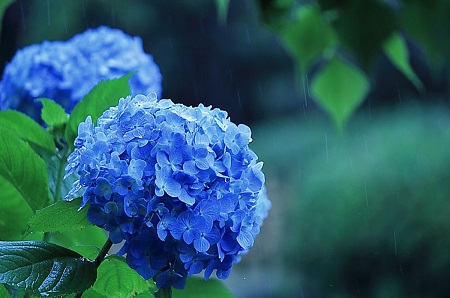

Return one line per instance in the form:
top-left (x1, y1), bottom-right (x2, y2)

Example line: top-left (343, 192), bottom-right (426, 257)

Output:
top-left (256, 0), bottom-right (450, 128)
top-left (311, 57), bottom-right (369, 130)
top-left (215, 0), bottom-right (230, 24)
top-left (252, 105), bottom-right (450, 297)
top-left (382, 33), bottom-right (423, 91)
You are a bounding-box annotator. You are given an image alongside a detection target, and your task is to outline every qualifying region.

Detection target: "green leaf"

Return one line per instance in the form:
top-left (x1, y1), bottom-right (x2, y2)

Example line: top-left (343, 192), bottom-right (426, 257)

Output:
top-left (39, 98), bottom-right (69, 128)
top-left (317, 0), bottom-right (346, 11)
top-left (134, 291), bottom-right (155, 298)
top-left (333, 0), bottom-right (396, 68)
top-left (82, 287), bottom-right (109, 298)
top-left (26, 198), bottom-right (91, 235)
top-left (0, 128), bottom-right (51, 212)
top-left (311, 57), bottom-right (370, 130)
top-left (66, 73), bottom-right (132, 148)
top-left (215, 0), bottom-right (229, 24)
top-left (383, 33), bottom-right (424, 91)
top-left (281, 5), bottom-right (336, 70)
top-left (0, 0), bottom-right (14, 37)
top-left (0, 278), bottom-right (10, 298)
top-left (0, 110), bottom-right (55, 154)
top-left (257, 0), bottom-right (295, 29)
top-left (89, 256), bottom-right (154, 298)
top-left (400, 1), bottom-right (450, 68)
top-left (0, 176), bottom-right (33, 240)
top-left (49, 226), bottom-right (108, 259)
top-left (173, 276), bottom-right (233, 298)
top-left (0, 241), bottom-right (97, 296)
top-left (69, 245), bottom-right (101, 260)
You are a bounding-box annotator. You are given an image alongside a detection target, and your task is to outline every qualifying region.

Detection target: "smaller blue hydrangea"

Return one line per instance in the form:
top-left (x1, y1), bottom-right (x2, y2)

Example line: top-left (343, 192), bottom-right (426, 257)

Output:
top-left (0, 26), bottom-right (162, 119)
top-left (65, 93), bottom-right (270, 289)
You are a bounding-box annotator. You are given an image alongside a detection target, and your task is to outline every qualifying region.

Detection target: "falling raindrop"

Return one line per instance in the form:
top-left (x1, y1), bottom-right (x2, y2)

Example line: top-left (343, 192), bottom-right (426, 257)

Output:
top-left (20, 1), bottom-right (26, 31)
top-left (237, 91), bottom-right (242, 109)
top-left (81, 0), bottom-right (86, 17)
top-left (305, 73), bottom-right (310, 97)
top-left (394, 229), bottom-right (397, 255)
top-left (364, 181), bottom-right (369, 207)
top-left (46, 0), bottom-right (50, 25)
top-left (268, 276), bottom-right (273, 298)
top-left (302, 75), bottom-right (308, 107)
top-left (258, 241), bottom-right (263, 261)
top-left (246, 25), bottom-right (252, 43)
top-left (62, 3), bottom-right (68, 36)
top-left (325, 133), bottom-right (329, 163)
top-left (363, 133), bottom-right (369, 156)
top-left (111, 5), bottom-right (116, 27)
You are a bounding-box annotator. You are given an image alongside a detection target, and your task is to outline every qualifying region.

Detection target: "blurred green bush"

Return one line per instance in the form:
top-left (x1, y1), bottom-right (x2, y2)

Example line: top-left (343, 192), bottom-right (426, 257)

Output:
top-left (252, 105), bottom-right (450, 297)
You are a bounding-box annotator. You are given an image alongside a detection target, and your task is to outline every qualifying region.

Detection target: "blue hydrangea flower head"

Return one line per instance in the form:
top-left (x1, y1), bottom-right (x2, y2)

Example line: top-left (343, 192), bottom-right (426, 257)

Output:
top-left (0, 26), bottom-right (162, 119)
top-left (65, 93), bottom-right (270, 289)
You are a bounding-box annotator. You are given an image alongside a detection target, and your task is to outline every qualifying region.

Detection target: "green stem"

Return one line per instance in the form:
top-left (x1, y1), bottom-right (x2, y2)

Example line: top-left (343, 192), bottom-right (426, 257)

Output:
top-left (54, 146), bottom-right (69, 203)
top-left (155, 287), bottom-right (172, 298)
top-left (74, 238), bottom-right (113, 298)
top-left (42, 231), bottom-right (51, 242)
top-left (41, 146), bottom-right (69, 243)
top-left (95, 238), bottom-right (113, 266)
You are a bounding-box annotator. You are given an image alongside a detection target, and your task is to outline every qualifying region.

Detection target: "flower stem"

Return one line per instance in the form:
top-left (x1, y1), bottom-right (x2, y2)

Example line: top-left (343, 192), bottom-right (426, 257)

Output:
top-left (155, 287), bottom-right (172, 298)
top-left (95, 237), bottom-right (113, 266)
top-left (74, 238), bottom-right (113, 298)
top-left (54, 146), bottom-right (69, 203)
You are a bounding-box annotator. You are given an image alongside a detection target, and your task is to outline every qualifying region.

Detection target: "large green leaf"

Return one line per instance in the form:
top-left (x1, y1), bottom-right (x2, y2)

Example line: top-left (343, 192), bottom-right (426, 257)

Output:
top-left (49, 226), bottom-right (108, 258)
top-left (400, 1), bottom-right (450, 68)
top-left (39, 98), bottom-right (69, 128)
top-left (311, 57), bottom-right (370, 129)
top-left (0, 176), bottom-right (33, 240)
top-left (66, 73), bottom-right (132, 148)
top-left (281, 5), bottom-right (336, 71)
top-left (0, 241), bottom-right (97, 296)
top-left (173, 276), bottom-right (233, 298)
top-left (26, 198), bottom-right (91, 235)
top-left (0, 110), bottom-right (55, 154)
top-left (0, 128), bottom-right (51, 212)
top-left (89, 256), bottom-right (155, 298)
top-left (383, 33), bottom-right (423, 91)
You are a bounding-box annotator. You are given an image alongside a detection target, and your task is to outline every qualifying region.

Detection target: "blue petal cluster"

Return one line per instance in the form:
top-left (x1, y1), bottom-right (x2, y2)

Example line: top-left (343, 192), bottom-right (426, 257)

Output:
top-left (65, 93), bottom-right (270, 289)
top-left (0, 26), bottom-right (162, 119)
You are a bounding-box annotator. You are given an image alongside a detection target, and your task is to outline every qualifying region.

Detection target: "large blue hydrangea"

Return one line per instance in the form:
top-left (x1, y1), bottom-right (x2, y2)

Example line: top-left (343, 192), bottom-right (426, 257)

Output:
top-left (0, 26), bottom-right (162, 119)
top-left (65, 93), bottom-right (270, 289)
